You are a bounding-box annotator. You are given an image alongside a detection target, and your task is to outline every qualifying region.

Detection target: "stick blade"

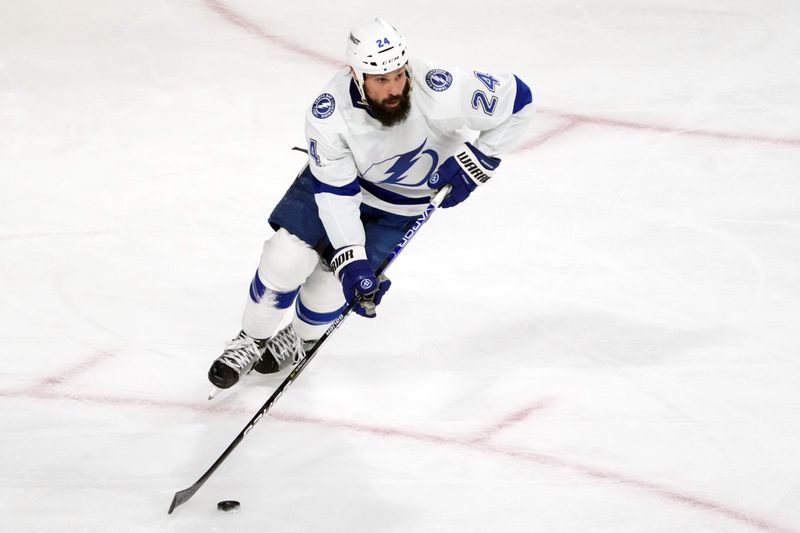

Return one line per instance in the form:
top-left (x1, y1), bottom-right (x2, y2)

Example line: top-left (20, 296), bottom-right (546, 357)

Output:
top-left (168, 485), bottom-right (199, 514)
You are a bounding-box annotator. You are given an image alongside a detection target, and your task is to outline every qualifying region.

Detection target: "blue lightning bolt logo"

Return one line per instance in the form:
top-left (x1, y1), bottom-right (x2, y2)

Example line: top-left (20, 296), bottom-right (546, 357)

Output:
top-left (380, 141), bottom-right (425, 184)
top-left (364, 140), bottom-right (439, 187)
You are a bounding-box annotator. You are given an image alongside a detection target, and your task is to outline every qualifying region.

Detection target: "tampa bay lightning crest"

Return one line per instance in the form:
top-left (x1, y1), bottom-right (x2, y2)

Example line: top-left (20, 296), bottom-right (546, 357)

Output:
top-left (363, 139), bottom-right (439, 187)
top-left (425, 69), bottom-right (453, 92)
top-left (312, 93), bottom-right (335, 119)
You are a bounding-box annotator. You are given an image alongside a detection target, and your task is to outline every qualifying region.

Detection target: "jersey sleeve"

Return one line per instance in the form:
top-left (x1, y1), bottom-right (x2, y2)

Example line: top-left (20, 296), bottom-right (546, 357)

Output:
top-left (455, 68), bottom-right (534, 157)
top-left (304, 102), bottom-right (365, 250)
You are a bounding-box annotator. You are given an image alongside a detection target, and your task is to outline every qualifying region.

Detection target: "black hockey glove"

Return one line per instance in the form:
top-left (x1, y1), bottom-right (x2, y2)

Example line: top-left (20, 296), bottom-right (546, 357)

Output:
top-left (427, 142), bottom-right (501, 208)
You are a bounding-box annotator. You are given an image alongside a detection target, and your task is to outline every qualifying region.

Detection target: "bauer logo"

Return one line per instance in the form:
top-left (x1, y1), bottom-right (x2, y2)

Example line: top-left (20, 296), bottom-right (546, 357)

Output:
top-left (425, 69), bottom-right (453, 92)
top-left (312, 93), bottom-right (335, 119)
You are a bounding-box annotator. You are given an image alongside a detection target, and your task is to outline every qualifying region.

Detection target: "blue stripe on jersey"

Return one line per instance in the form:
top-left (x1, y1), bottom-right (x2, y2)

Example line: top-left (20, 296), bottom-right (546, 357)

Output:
top-left (358, 178), bottom-right (431, 206)
top-left (311, 175), bottom-right (360, 196)
top-left (512, 75), bottom-right (533, 114)
top-left (249, 270), bottom-right (299, 308)
top-left (296, 297), bottom-right (345, 326)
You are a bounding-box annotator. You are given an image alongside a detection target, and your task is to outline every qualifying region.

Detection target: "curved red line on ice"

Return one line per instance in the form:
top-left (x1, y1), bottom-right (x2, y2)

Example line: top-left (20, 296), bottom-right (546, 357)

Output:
top-left (202, 0), bottom-right (800, 149)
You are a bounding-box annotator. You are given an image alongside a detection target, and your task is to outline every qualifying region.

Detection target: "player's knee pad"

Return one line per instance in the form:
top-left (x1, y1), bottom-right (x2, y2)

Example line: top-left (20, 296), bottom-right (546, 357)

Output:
top-left (250, 228), bottom-right (318, 309)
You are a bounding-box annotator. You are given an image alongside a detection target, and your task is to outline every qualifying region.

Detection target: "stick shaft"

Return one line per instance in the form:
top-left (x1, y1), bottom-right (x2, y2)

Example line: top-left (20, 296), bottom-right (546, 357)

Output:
top-left (168, 185), bottom-right (450, 514)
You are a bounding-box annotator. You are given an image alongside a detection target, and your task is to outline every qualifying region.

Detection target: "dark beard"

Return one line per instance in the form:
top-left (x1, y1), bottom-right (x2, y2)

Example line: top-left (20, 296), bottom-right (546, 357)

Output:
top-left (365, 82), bottom-right (411, 127)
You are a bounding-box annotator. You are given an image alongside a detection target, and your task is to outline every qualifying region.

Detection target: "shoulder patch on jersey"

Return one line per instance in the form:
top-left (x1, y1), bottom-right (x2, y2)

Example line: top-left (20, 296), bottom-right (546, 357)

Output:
top-left (425, 69), bottom-right (453, 92)
top-left (312, 93), bottom-right (336, 119)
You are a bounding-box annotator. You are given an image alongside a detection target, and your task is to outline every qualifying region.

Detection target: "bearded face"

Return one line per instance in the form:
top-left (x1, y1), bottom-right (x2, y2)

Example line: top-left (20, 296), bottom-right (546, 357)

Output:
top-left (362, 66), bottom-right (412, 127)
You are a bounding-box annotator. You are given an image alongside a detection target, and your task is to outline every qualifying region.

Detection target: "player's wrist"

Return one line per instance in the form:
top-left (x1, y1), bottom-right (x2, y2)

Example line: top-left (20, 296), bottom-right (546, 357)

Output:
top-left (427, 142), bottom-right (502, 208)
top-left (331, 245), bottom-right (368, 280)
top-left (455, 142), bottom-right (501, 186)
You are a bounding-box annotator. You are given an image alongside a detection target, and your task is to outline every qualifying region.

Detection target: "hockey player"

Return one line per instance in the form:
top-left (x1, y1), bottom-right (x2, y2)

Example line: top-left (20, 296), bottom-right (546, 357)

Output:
top-left (207, 17), bottom-right (533, 392)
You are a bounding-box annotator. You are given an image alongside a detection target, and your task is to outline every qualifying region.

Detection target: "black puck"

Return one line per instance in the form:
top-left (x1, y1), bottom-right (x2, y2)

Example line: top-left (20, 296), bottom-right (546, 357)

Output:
top-left (217, 500), bottom-right (241, 512)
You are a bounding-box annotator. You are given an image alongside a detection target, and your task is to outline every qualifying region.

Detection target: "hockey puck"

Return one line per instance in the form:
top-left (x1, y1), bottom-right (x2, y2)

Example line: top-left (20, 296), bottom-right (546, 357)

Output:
top-left (217, 500), bottom-right (241, 513)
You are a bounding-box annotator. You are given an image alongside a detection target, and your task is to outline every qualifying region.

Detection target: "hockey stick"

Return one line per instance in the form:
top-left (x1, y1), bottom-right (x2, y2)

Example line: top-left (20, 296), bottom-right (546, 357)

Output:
top-left (168, 184), bottom-right (451, 514)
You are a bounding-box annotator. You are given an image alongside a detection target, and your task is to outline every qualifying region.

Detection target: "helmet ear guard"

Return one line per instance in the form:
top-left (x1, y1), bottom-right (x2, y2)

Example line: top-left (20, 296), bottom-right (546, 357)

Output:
top-left (345, 18), bottom-right (409, 103)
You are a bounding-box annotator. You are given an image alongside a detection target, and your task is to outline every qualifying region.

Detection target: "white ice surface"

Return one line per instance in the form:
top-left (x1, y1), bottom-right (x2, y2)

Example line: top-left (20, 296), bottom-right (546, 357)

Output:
top-left (1, 1), bottom-right (799, 531)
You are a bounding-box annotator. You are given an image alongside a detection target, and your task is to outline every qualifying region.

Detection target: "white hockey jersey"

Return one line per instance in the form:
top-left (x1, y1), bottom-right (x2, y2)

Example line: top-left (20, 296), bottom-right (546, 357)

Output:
top-left (305, 57), bottom-right (534, 250)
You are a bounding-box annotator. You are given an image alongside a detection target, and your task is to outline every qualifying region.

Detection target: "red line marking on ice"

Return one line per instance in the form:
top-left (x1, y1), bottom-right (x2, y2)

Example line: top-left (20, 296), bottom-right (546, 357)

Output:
top-left (484, 444), bottom-right (795, 533)
top-left (203, 0), bottom-right (339, 67)
top-left (26, 351), bottom-right (114, 394)
top-left (3, 387), bottom-right (250, 416)
top-left (511, 120), bottom-right (580, 152)
top-left (270, 410), bottom-right (794, 533)
top-left (467, 397), bottom-right (554, 443)
top-left (202, 0), bottom-right (800, 149)
top-left (0, 386), bottom-right (794, 532)
top-left (541, 109), bottom-right (800, 147)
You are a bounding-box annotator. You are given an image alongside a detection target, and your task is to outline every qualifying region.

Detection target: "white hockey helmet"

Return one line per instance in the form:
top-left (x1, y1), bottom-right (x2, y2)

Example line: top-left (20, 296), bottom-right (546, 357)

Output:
top-left (345, 18), bottom-right (408, 102)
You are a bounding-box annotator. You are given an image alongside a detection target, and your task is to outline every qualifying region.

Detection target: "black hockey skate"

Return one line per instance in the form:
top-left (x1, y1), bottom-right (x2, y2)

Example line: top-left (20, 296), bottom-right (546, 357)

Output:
top-left (208, 332), bottom-right (267, 390)
top-left (253, 324), bottom-right (316, 374)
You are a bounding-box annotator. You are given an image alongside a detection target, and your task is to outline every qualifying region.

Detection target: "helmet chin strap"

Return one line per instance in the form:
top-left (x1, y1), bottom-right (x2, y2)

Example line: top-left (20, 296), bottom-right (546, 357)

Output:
top-left (349, 67), bottom-right (369, 105)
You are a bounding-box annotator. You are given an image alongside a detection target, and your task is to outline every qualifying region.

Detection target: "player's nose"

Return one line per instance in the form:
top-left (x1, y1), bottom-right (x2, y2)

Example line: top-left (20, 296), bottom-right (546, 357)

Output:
top-left (389, 78), bottom-right (405, 95)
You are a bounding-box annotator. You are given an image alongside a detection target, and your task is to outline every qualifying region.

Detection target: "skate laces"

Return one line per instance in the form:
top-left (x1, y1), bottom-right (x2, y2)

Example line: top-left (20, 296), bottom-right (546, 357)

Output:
top-left (267, 325), bottom-right (306, 365)
top-left (219, 336), bottom-right (261, 371)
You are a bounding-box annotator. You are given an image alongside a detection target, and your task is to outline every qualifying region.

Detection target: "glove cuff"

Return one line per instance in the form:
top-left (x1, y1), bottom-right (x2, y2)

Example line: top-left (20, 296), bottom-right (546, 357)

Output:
top-left (454, 142), bottom-right (501, 186)
top-left (330, 245), bottom-right (368, 279)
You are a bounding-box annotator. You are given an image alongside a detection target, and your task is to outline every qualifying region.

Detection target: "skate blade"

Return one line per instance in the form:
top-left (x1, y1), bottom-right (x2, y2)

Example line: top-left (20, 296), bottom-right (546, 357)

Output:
top-left (208, 386), bottom-right (224, 400)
